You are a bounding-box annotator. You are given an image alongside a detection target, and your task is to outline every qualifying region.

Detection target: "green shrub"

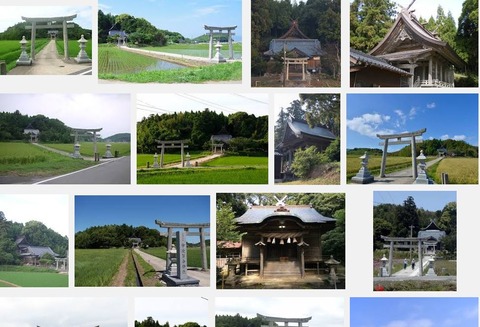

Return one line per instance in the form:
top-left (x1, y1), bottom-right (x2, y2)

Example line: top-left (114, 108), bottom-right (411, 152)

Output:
top-left (291, 146), bottom-right (324, 178)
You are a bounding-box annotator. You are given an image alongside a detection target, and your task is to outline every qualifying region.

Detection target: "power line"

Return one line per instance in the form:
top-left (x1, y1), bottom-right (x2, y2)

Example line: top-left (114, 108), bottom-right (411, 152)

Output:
top-left (177, 93), bottom-right (237, 113)
top-left (233, 93), bottom-right (269, 105)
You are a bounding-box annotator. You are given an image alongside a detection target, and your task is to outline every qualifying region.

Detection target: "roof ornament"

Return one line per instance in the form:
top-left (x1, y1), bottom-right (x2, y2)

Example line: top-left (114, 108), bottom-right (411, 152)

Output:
top-left (407, 0), bottom-right (416, 10)
top-left (274, 195), bottom-right (288, 207)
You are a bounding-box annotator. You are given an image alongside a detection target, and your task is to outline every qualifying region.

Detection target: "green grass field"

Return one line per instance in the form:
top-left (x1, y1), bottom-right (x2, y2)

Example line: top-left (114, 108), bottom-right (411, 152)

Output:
top-left (56, 39), bottom-right (93, 58)
top-left (429, 157), bottom-right (478, 184)
top-left (98, 44), bottom-right (241, 83)
top-left (75, 248), bottom-right (128, 286)
top-left (0, 142), bottom-right (95, 176)
top-left (0, 266), bottom-right (67, 287)
top-left (201, 156), bottom-right (267, 167)
top-left (137, 151), bottom-right (209, 168)
top-left (0, 39), bottom-right (49, 71)
top-left (142, 43), bottom-right (242, 59)
top-left (44, 142), bottom-right (131, 157)
top-left (141, 247), bottom-right (210, 268)
top-left (99, 44), bottom-right (158, 74)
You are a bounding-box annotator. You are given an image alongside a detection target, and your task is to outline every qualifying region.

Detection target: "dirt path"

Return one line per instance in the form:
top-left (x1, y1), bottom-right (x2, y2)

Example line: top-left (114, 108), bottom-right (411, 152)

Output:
top-left (110, 253), bottom-right (129, 286)
top-left (8, 39), bottom-right (92, 75)
top-left (167, 153), bottom-right (223, 168)
top-left (0, 279), bottom-right (20, 287)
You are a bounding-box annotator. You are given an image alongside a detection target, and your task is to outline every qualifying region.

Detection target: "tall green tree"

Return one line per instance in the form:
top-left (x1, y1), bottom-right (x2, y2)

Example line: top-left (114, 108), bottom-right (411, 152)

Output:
top-left (300, 93), bottom-right (340, 137)
top-left (350, 0), bottom-right (397, 52)
top-left (456, 0), bottom-right (478, 72)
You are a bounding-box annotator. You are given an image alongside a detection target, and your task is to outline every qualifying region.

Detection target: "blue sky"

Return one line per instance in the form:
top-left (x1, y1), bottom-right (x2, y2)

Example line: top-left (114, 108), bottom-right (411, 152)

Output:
top-left (374, 191), bottom-right (456, 211)
top-left (75, 196), bottom-right (210, 238)
top-left (347, 94), bottom-right (478, 150)
top-left (351, 297), bottom-right (478, 327)
top-left (99, 0), bottom-right (242, 40)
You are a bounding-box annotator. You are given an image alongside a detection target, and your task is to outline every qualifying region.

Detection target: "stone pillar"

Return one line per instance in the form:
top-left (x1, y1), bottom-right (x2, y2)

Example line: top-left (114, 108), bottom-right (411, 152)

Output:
top-left (93, 131), bottom-right (98, 160)
top-left (208, 30), bottom-right (213, 59)
top-left (351, 152), bottom-right (374, 184)
top-left (176, 231), bottom-right (188, 280)
top-left (63, 19), bottom-right (69, 60)
top-left (199, 227), bottom-right (207, 271)
top-left (411, 136), bottom-right (417, 177)
top-left (302, 61), bottom-right (306, 80)
top-left (30, 21), bottom-right (36, 60)
top-left (166, 227), bottom-right (173, 268)
top-left (160, 144), bottom-right (165, 168)
top-left (17, 36), bottom-right (32, 66)
top-left (418, 240), bottom-right (423, 276)
top-left (388, 241), bottom-right (393, 276)
top-left (380, 139), bottom-right (389, 177)
top-left (286, 61), bottom-right (290, 80)
top-left (153, 153), bottom-right (159, 168)
top-left (228, 29), bottom-right (233, 59)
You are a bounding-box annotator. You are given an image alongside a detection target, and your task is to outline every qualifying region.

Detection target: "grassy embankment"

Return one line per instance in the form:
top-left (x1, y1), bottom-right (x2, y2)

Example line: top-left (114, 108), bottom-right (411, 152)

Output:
top-left (142, 43), bottom-right (242, 58)
top-left (0, 39), bottom-right (49, 71)
top-left (56, 39), bottom-right (93, 59)
top-left (141, 246), bottom-right (210, 268)
top-left (0, 265), bottom-right (67, 287)
top-left (137, 155), bottom-right (268, 184)
top-left (98, 44), bottom-right (241, 83)
top-left (44, 142), bottom-right (131, 157)
top-left (0, 142), bottom-right (95, 177)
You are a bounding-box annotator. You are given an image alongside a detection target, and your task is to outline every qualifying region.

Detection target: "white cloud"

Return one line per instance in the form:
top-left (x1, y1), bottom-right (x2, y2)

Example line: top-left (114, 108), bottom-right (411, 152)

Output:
top-left (440, 134), bottom-right (466, 141)
top-left (347, 113), bottom-right (395, 137)
top-left (441, 134), bottom-right (450, 140)
top-left (195, 5), bottom-right (227, 16)
top-left (426, 102), bottom-right (436, 109)
top-left (409, 106), bottom-right (417, 118)
top-left (394, 109), bottom-right (406, 126)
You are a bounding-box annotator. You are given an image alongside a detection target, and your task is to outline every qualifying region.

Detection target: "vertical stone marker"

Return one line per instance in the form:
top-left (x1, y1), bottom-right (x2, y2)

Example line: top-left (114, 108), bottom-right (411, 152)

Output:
top-left (16, 36), bottom-right (32, 66)
top-left (75, 35), bottom-right (92, 63)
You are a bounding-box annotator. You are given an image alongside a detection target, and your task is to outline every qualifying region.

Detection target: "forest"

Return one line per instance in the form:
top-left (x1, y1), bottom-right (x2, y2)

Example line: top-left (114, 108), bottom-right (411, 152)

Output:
top-left (0, 211), bottom-right (68, 265)
top-left (137, 110), bottom-right (268, 154)
top-left (252, 0), bottom-right (340, 77)
top-left (347, 138), bottom-right (478, 157)
top-left (216, 314), bottom-right (266, 327)
top-left (351, 0), bottom-right (478, 82)
top-left (74, 224), bottom-right (166, 249)
top-left (135, 318), bottom-right (204, 327)
top-left (98, 10), bottom-right (186, 45)
top-left (217, 193), bottom-right (345, 263)
top-left (374, 196), bottom-right (456, 256)
top-left (0, 21), bottom-right (91, 40)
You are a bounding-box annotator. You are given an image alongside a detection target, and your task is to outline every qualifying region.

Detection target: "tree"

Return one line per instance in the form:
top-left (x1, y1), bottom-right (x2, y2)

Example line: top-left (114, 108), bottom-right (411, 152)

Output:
top-left (216, 202), bottom-right (244, 242)
top-left (456, 0), bottom-right (478, 73)
top-left (300, 93), bottom-right (340, 137)
top-left (291, 145), bottom-right (324, 179)
top-left (350, 0), bottom-right (397, 52)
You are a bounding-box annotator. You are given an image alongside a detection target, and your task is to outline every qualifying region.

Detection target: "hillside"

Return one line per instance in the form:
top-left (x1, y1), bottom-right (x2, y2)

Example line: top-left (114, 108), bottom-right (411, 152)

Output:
top-left (0, 21), bottom-right (91, 40)
top-left (0, 211), bottom-right (68, 265)
top-left (103, 133), bottom-right (131, 143)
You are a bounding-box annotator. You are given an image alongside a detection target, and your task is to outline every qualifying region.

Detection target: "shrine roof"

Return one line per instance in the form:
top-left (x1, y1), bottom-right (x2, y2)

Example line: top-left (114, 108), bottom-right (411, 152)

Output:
top-left (264, 39), bottom-right (322, 57)
top-left (350, 48), bottom-right (412, 76)
top-left (20, 246), bottom-right (58, 258)
top-left (278, 21), bottom-right (310, 40)
top-left (287, 116), bottom-right (336, 140)
top-left (235, 204), bottom-right (335, 224)
top-left (369, 7), bottom-right (465, 69)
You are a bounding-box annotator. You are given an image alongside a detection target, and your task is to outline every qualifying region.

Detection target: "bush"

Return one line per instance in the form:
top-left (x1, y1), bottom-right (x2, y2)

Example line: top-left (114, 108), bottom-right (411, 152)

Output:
top-left (324, 138), bottom-right (340, 162)
top-left (291, 146), bottom-right (324, 178)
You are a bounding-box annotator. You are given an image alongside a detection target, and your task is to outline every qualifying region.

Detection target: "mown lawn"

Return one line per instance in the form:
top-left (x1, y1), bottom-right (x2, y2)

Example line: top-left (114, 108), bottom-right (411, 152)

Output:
top-left (75, 248), bottom-right (128, 286)
top-left (0, 142), bottom-right (95, 176)
top-left (141, 247), bottom-right (210, 268)
top-left (0, 270), bottom-right (67, 287)
top-left (137, 166), bottom-right (268, 184)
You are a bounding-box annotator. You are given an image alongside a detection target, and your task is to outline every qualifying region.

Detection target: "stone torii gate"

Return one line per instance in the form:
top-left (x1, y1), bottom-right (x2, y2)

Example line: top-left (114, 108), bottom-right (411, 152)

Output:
top-left (377, 128), bottom-right (426, 178)
top-left (204, 25), bottom-right (236, 59)
top-left (381, 235), bottom-right (429, 277)
top-left (156, 140), bottom-right (189, 167)
top-left (257, 313), bottom-right (312, 327)
top-left (71, 128), bottom-right (102, 160)
top-left (155, 220), bottom-right (210, 271)
top-left (22, 14), bottom-right (77, 60)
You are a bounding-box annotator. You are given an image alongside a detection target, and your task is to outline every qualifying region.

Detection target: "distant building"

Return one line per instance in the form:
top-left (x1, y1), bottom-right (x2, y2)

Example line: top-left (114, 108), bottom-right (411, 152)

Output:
top-left (109, 30), bottom-right (128, 46)
top-left (128, 237), bottom-right (142, 248)
top-left (23, 123), bottom-right (40, 142)
top-left (15, 235), bottom-right (58, 266)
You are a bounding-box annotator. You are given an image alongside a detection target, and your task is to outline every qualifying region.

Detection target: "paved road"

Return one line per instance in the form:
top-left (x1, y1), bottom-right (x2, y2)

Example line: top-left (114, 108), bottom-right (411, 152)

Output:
top-left (372, 157), bottom-right (443, 184)
top-left (392, 255), bottom-right (433, 277)
top-left (35, 156), bottom-right (131, 184)
top-left (134, 248), bottom-right (210, 287)
top-left (8, 39), bottom-right (92, 75)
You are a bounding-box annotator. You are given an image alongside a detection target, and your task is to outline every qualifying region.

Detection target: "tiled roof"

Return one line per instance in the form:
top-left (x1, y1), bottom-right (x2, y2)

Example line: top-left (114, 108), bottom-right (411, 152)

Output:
top-left (350, 48), bottom-right (412, 76)
top-left (265, 39), bottom-right (322, 57)
top-left (287, 117), bottom-right (336, 140)
top-left (235, 205), bottom-right (335, 224)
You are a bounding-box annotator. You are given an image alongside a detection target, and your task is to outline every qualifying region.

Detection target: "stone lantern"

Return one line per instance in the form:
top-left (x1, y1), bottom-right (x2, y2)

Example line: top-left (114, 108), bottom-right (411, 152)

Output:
top-left (351, 151), bottom-right (374, 184)
top-left (380, 254), bottom-right (389, 277)
top-left (153, 153), bottom-right (159, 168)
top-left (414, 150), bottom-right (432, 184)
top-left (185, 152), bottom-right (192, 167)
top-left (74, 35), bottom-right (92, 63)
top-left (325, 255), bottom-right (340, 289)
top-left (17, 36), bottom-right (32, 66)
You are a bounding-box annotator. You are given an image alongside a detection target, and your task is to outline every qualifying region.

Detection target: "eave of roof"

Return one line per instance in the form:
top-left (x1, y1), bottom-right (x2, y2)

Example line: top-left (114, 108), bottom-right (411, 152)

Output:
top-left (350, 48), bottom-right (413, 76)
top-left (235, 205), bottom-right (336, 224)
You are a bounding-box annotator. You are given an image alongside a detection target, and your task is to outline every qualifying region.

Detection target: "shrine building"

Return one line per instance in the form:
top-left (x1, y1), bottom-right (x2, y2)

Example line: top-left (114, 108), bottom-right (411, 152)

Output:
top-left (235, 201), bottom-right (336, 277)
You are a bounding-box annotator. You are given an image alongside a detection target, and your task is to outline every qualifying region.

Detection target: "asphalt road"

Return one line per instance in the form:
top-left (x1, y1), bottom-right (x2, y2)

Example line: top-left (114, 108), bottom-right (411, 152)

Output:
top-left (36, 156), bottom-right (131, 184)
